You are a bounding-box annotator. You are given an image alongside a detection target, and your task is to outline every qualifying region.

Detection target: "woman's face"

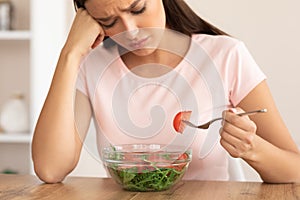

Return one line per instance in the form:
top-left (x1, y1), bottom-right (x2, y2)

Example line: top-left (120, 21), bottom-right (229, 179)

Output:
top-left (85, 0), bottom-right (166, 55)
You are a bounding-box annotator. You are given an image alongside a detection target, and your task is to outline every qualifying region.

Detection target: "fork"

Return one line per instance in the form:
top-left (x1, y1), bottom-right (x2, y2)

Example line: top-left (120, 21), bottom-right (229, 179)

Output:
top-left (182, 108), bottom-right (267, 129)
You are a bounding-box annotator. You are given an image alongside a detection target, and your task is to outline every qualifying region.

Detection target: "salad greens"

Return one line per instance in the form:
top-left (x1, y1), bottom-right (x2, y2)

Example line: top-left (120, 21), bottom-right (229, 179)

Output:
top-left (107, 165), bottom-right (186, 191)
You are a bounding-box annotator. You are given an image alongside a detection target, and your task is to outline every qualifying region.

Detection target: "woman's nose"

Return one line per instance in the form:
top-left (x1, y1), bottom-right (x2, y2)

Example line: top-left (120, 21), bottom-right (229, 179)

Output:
top-left (126, 29), bottom-right (139, 40)
top-left (122, 18), bottom-right (139, 40)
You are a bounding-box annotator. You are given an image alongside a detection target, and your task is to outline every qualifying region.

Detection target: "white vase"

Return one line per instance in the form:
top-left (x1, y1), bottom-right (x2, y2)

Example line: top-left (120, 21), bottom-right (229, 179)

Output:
top-left (0, 93), bottom-right (29, 133)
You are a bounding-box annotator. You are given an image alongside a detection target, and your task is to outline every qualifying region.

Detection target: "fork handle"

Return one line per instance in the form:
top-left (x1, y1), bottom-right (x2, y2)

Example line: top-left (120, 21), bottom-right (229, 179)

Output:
top-left (237, 109), bottom-right (267, 117)
top-left (209, 109), bottom-right (267, 124)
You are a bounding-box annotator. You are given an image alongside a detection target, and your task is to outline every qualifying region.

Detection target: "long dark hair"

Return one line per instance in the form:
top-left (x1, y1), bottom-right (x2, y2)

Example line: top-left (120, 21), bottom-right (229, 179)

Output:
top-left (163, 0), bottom-right (228, 36)
top-left (73, 0), bottom-right (228, 47)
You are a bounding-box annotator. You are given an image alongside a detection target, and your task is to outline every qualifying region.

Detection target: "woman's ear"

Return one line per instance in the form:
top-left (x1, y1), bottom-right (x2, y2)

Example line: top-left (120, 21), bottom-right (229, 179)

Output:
top-left (73, 0), bottom-right (85, 11)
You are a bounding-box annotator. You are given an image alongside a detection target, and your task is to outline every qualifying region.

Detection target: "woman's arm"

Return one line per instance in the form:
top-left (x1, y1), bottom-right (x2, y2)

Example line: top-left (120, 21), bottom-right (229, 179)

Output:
top-left (220, 80), bottom-right (300, 183)
top-left (32, 9), bottom-right (104, 183)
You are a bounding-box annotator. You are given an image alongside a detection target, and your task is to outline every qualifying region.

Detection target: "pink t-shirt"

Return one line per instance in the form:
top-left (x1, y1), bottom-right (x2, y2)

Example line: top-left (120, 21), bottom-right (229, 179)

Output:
top-left (76, 34), bottom-right (266, 180)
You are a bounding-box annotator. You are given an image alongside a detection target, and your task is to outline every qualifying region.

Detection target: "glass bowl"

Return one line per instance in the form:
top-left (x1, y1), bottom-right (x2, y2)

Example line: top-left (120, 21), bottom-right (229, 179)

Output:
top-left (102, 144), bottom-right (192, 192)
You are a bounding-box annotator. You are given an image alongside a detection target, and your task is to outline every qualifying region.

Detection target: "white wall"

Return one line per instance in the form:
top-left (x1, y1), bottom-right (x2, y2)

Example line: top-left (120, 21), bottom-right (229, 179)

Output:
top-left (30, 0), bottom-right (68, 130)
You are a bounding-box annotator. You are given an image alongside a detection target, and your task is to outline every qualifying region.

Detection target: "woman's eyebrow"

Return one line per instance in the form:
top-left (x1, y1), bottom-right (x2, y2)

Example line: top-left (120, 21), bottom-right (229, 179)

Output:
top-left (119, 0), bottom-right (142, 12)
top-left (96, 0), bottom-right (142, 22)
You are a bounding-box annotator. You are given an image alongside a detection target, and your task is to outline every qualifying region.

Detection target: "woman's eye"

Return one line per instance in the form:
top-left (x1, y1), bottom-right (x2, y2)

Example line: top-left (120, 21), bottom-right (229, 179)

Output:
top-left (131, 6), bottom-right (146, 15)
top-left (101, 20), bottom-right (117, 29)
top-left (99, 3), bottom-right (146, 29)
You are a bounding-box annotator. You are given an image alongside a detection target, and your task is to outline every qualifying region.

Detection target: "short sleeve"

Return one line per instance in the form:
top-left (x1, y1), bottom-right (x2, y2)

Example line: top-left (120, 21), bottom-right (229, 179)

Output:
top-left (76, 62), bottom-right (88, 96)
top-left (228, 42), bottom-right (267, 106)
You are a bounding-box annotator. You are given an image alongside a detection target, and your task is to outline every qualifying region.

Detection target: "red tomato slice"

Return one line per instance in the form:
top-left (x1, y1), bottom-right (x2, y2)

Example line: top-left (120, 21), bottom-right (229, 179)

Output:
top-left (166, 153), bottom-right (190, 171)
top-left (176, 152), bottom-right (189, 161)
top-left (173, 111), bottom-right (192, 133)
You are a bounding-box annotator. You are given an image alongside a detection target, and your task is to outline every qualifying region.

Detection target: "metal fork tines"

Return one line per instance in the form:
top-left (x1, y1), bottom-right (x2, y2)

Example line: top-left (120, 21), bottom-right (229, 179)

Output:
top-left (182, 118), bottom-right (221, 129)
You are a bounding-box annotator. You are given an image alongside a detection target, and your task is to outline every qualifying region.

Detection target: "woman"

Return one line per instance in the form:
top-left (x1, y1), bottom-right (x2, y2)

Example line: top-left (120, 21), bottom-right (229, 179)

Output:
top-left (32, 0), bottom-right (300, 183)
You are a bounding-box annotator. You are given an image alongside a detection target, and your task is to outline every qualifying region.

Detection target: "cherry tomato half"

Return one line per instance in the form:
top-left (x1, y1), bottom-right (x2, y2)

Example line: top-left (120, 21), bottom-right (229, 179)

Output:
top-left (173, 111), bottom-right (192, 133)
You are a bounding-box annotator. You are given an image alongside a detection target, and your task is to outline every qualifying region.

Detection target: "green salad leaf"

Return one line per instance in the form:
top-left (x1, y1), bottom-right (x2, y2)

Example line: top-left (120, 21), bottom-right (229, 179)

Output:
top-left (107, 165), bottom-right (186, 191)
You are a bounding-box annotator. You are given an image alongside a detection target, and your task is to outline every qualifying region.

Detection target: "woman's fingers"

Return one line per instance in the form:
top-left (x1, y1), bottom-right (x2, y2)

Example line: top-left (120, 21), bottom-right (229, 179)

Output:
top-left (220, 107), bottom-right (257, 159)
top-left (64, 8), bottom-right (105, 56)
top-left (223, 108), bottom-right (255, 131)
top-left (220, 126), bottom-right (255, 158)
top-left (91, 34), bottom-right (105, 49)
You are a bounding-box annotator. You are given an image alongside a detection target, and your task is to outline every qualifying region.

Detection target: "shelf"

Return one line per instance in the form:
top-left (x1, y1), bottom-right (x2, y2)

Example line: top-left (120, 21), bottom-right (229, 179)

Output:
top-left (0, 133), bottom-right (32, 143)
top-left (0, 30), bottom-right (31, 40)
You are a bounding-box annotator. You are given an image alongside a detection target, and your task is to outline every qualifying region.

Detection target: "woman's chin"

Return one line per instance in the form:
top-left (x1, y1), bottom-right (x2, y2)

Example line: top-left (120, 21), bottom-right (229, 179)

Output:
top-left (130, 48), bottom-right (157, 57)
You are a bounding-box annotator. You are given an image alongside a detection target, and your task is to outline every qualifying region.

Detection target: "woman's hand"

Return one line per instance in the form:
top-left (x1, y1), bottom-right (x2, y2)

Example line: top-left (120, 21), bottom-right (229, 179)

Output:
top-left (63, 8), bottom-right (105, 58)
top-left (219, 107), bottom-right (258, 160)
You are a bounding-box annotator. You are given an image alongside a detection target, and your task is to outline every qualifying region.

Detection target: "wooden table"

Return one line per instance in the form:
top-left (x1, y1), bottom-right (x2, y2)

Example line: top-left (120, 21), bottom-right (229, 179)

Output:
top-left (0, 174), bottom-right (300, 200)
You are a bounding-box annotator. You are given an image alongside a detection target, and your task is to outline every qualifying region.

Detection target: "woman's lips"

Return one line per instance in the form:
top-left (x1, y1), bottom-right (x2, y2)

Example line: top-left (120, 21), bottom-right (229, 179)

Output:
top-left (129, 36), bottom-right (149, 49)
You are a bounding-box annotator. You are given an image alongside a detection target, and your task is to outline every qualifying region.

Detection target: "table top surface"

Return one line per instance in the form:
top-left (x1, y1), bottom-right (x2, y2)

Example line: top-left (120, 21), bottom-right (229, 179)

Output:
top-left (0, 174), bottom-right (300, 200)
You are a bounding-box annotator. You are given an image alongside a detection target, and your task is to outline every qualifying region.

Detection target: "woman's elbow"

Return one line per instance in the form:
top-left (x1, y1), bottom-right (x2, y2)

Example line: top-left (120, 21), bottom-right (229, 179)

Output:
top-left (33, 163), bottom-right (70, 184)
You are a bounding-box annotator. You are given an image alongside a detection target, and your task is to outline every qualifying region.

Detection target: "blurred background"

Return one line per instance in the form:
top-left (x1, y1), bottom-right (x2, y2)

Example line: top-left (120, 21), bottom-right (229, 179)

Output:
top-left (0, 0), bottom-right (299, 181)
